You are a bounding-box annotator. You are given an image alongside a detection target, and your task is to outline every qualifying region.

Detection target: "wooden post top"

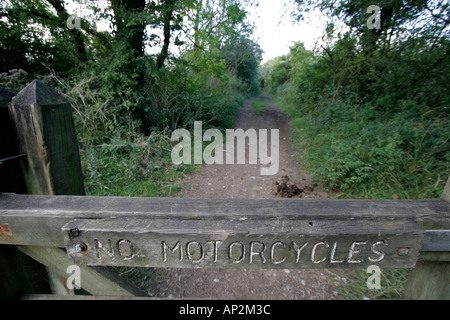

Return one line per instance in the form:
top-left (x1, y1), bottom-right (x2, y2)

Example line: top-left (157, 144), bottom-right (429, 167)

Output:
top-left (11, 80), bottom-right (69, 107)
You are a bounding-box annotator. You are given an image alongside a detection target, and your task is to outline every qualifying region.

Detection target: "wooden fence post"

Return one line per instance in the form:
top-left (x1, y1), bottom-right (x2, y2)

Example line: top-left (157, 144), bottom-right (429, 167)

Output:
top-left (8, 80), bottom-right (85, 195)
top-left (0, 87), bottom-right (51, 298)
top-left (7, 80), bottom-right (145, 297)
top-left (402, 175), bottom-right (450, 300)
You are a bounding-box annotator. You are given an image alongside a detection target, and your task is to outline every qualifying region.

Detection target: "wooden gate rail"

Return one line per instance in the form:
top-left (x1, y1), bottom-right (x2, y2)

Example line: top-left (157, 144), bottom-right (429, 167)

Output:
top-left (0, 194), bottom-right (449, 269)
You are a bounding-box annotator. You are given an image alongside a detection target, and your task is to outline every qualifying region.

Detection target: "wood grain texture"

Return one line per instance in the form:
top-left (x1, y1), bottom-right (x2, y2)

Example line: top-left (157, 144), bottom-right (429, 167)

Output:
top-left (62, 217), bottom-right (424, 269)
top-left (0, 193), bottom-right (448, 225)
top-left (1, 193), bottom-right (448, 270)
top-left (8, 80), bottom-right (85, 196)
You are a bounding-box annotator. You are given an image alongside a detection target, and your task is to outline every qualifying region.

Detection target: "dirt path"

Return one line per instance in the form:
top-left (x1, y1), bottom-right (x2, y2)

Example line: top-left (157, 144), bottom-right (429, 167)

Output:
top-left (149, 92), bottom-right (348, 299)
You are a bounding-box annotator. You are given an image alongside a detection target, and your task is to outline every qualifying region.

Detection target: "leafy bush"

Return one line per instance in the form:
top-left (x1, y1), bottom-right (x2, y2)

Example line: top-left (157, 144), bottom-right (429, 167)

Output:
top-left (146, 60), bottom-right (246, 132)
top-left (44, 39), bottom-right (254, 198)
top-left (79, 133), bottom-right (188, 197)
top-left (276, 91), bottom-right (449, 199)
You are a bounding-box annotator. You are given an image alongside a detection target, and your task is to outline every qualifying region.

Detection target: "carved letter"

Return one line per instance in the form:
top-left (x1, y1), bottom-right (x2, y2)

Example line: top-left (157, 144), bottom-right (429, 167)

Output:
top-left (330, 242), bottom-right (344, 264)
top-left (369, 241), bottom-right (387, 263)
top-left (270, 241), bottom-right (286, 265)
top-left (207, 240), bottom-right (222, 263)
top-left (162, 241), bottom-right (183, 262)
top-left (94, 239), bottom-right (115, 260)
top-left (229, 242), bottom-right (245, 264)
top-left (348, 241), bottom-right (368, 264)
top-left (311, 242), bottom-right (329, 264)
top-left (250, 241), bottom-right (267, 264)
top-left (292, 241), bottom-right (308, 263)
top-left (187, 241), bottom-right (204, 264)
top-left (117, 239), bottom-right (134, 261)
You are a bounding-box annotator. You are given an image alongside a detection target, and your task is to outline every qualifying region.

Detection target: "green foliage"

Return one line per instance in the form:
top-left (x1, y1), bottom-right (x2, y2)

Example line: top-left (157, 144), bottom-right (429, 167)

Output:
top-left (145, 58), bottom-right (246, 132)
top-left (264, 0), bottom-right (450, 201)
top-left (220, 36), bottom-right (262, 96)
top-left (276, 91), bottom-right (449, 199)
top-left (0, 1), bottom-right (64, 77)
top-left (0, 0), bottom-right (261, 199)
top-left (79, 133), bottom-right (187, 197)
top-left (50, 37), bottom-right (250, 196)
top-left (264, 56), bottom-right (291, 94)
top-left (184, 0), bottom-right (256, 51)
top-left (338, 268), bottom-right (411, 300)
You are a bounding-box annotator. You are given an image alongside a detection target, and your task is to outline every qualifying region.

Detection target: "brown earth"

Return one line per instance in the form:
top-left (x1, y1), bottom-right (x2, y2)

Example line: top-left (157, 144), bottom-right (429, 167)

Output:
top-left (148, 92), bottom-right (350, 299)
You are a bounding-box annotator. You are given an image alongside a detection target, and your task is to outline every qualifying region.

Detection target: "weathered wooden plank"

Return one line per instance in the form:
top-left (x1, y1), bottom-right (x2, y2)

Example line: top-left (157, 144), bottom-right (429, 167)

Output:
top-left (0, 194), bottom-right (448, 228)
top-left (46, 267), bottom-right (74, 296)
top-left (422, 230), bottom-right (450, 252)
top-left (0, 194), bottom-right (449, 249)
top-left (61, 216), bottom-right (424, 269)
top-left (0, 194), bottom-right (449, 224)
top-left (419, 252), bottom-right (450, 262)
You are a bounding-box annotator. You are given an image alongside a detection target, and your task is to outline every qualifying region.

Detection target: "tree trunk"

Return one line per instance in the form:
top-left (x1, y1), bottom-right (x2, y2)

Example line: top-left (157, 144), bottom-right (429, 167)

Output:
top-left (157, 1), bottom-right (176, 70)
top-left (110, 0), bottom-right (146, 58)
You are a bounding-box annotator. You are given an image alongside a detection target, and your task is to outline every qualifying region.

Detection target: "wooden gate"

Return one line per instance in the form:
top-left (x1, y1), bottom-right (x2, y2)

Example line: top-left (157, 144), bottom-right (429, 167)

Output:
top-left (0, 80), bottom-right (449, 299)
